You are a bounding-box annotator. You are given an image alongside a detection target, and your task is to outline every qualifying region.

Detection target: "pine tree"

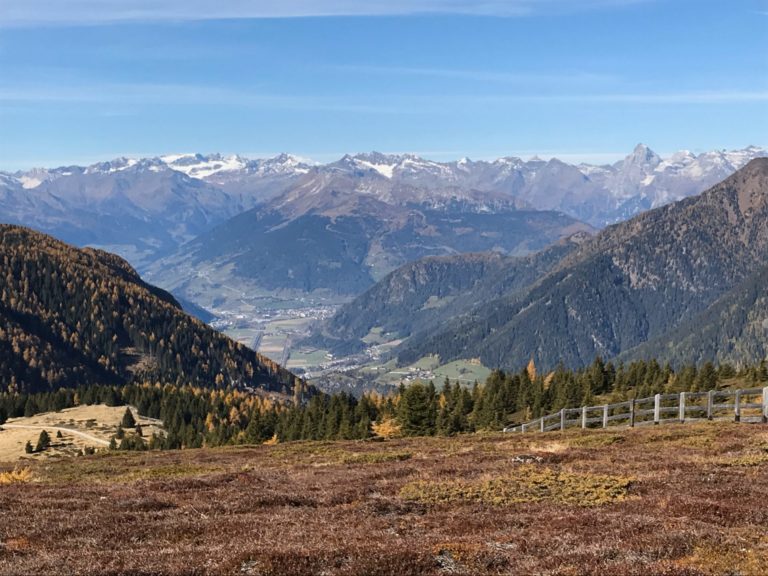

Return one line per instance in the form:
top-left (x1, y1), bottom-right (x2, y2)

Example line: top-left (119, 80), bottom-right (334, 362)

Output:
top-left (23, 398), bottom-right (37, 417)
top-left (695, 362), bottom-right (719, 391)
top-left (35, 430), bottom-right (51, 452)
top-left (25, 440), bottom-right (33, 454)
top-left (398, 382), bottom-right (437, 436)
top-left (121, 407), bottom-right (136, 428)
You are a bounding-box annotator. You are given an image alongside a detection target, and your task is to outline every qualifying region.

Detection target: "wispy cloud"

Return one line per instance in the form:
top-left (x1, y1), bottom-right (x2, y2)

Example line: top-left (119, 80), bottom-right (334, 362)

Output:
top-left (492, 90), bottom-right (768, 104)
top-left (2, 82), bottom-right (765, 112)
top-left (332, 65), bottom-right (617, 85)
top-left (0, 82), bottom-right (417, 114)
top-left (0, 0), bottom-right (652, 26)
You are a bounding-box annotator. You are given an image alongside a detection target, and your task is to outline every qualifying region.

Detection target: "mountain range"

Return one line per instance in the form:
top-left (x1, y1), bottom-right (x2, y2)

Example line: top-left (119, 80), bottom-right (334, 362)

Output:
top-left (145, 166), bottom-right (589, 301)
top-left (2, 144), bottom-right (764, 313)
top-left (2, 145), bottom-right (762, 268)
top-left (0, 154), bottom-right (312, 269)
top-left (311, 159), bottom-right (768, 371)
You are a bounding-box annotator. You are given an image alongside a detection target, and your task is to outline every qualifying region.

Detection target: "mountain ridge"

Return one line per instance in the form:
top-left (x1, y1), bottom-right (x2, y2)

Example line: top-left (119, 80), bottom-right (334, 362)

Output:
top-left (2, 144), bottom-right (764, 308)
top-left (5, 144), bottom-right (765, 229)
top-left (315, 159), bottom-right (768, 371)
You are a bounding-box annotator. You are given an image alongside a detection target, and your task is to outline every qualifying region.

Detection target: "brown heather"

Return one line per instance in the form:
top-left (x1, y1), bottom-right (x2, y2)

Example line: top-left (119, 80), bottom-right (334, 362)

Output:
top-left (1, 422), bottom-right (767, 575)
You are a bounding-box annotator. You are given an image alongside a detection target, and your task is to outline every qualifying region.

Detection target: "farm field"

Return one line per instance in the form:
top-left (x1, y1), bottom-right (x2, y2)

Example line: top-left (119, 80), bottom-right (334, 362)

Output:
top-left (376, 356), bottom-right (493, 387)
top-left (1, 422), bottom-right (767, 575)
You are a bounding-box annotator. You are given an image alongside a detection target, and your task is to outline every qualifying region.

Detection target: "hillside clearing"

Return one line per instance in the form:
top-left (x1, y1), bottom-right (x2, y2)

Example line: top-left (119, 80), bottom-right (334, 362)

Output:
top-left (0, 405), bottom-right (163, 462)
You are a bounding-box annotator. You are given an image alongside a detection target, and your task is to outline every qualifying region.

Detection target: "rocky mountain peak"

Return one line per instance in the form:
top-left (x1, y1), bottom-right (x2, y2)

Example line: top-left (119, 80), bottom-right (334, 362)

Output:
top-left (626, 143), bottom-right (661, 168)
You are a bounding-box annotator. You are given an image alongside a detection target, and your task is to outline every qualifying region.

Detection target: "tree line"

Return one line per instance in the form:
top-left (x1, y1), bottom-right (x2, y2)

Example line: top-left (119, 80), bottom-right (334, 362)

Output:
top-left (2, 358), bottom-right (766, 452)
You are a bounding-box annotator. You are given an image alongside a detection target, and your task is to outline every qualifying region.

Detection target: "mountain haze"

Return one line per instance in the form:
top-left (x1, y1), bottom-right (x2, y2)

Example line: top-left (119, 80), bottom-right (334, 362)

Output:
top-left (2, 145), bottom-right (762, 276)
top-left (148, 167), bottom-right (590, 299)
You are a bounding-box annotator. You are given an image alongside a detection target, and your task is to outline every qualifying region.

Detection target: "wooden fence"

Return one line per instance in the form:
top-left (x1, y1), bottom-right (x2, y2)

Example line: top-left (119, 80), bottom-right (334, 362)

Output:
top-left (503, 387), bottom-right (768, 433)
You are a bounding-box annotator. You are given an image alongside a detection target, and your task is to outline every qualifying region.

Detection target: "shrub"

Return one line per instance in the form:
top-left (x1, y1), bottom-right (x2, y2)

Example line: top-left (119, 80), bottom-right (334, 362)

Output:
top-left (0, 467), bottom-right (33, 484)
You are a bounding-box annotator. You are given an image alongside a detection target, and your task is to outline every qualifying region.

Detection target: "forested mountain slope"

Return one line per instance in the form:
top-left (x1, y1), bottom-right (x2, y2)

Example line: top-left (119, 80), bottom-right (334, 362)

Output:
top-left (309, 234), bottom-right (587, 354)
top-left (619, 262), bottom-right (768, 367)
top-left (0, 226), bottom-right (301, 395)
top-left (313, 159), bottom-right (768, 371)
top-left (396, 159), bottom-right (768, 370)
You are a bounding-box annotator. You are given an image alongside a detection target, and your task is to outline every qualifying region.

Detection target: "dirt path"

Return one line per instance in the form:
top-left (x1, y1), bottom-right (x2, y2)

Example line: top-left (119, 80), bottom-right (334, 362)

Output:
top-left (1, 424), bottom-right (111, 446)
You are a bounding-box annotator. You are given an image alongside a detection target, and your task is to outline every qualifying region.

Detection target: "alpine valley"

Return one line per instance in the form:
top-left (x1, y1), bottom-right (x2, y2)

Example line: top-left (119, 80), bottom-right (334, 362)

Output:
top-left (1, 145), bottom-right (766, 392)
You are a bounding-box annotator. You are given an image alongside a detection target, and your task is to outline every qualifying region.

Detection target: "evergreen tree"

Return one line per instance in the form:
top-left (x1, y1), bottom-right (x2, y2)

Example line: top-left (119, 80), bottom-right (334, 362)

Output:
top-left (24, 398), bottom-right (37, 417)
top-left (121, 407), bottom-right (136, 428)
top-left (695, 362), bottom-right (719, 391)
top-left (398, 382), bottom-right (437, 436)
top-left (25, 440), bottom-right (33, 454)
top-left (35, 430), bottom-right (51, 452)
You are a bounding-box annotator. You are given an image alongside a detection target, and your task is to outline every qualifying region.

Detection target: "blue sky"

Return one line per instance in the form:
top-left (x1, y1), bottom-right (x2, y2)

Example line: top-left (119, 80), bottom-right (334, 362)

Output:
top-left (1, 0), bottom-right (766, 169)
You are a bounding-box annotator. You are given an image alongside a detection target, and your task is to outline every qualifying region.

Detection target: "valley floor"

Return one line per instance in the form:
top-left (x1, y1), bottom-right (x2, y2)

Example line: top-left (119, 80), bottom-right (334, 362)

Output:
top-left (1, 422), bottom-right (767, 575)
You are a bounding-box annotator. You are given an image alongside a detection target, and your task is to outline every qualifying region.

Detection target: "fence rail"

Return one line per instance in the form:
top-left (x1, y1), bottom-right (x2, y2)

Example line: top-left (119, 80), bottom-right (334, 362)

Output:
top-left (504, 387), bottom-right (768, 433)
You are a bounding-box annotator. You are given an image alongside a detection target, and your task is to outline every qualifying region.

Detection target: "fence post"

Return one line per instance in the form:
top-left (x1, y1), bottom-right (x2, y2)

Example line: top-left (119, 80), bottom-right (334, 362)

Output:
top-left (540, 416), bottom-right (545, 433)
top-left (581, 406), bottom-right (587, 429)
top-left (560, 409), bottom-right (565, 431)
top-left (707, 390), bottom-right (715, 420)
top-left (734, 389), bottom-right (741, 423)
top-left (654, 394), bottom-right (661, 425)
top-left (679, 392), bottom-right (686, 423)
top-left (629, 398), bottom-right (635, 428)
top-left (763, 387), bottom-right (768, 424)
top-left (602, 405), bottom-right (608, 428)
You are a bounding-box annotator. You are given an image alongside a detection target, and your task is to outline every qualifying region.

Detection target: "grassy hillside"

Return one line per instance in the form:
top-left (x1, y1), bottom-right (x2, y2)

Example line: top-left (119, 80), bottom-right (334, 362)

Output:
top-left (1, 422), bottom-right (766, 575)
top-left (0, 404), bottom-right (162, 461)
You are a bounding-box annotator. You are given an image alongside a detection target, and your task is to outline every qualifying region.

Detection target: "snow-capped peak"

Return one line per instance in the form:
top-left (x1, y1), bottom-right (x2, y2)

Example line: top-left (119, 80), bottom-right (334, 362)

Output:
top-left (336, 152), bottom-right (402, 179)
top-left (84, 157), bottom-right (140, 175)
top-left (259, 153), bottom-right (313, 171)
top-left (160, 153), bottom-right (248, 179)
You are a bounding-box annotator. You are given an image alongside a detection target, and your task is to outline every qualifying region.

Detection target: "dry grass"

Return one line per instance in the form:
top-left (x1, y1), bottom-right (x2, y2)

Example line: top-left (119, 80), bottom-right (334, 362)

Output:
top-left (400, 466), bottom-right (633, 507)
top-left (716, 453), bottom-right (768, 467)
top-left (1, 422), bottom-right (767, 575)
top-left (0, 467), bottom-right (32, 484)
